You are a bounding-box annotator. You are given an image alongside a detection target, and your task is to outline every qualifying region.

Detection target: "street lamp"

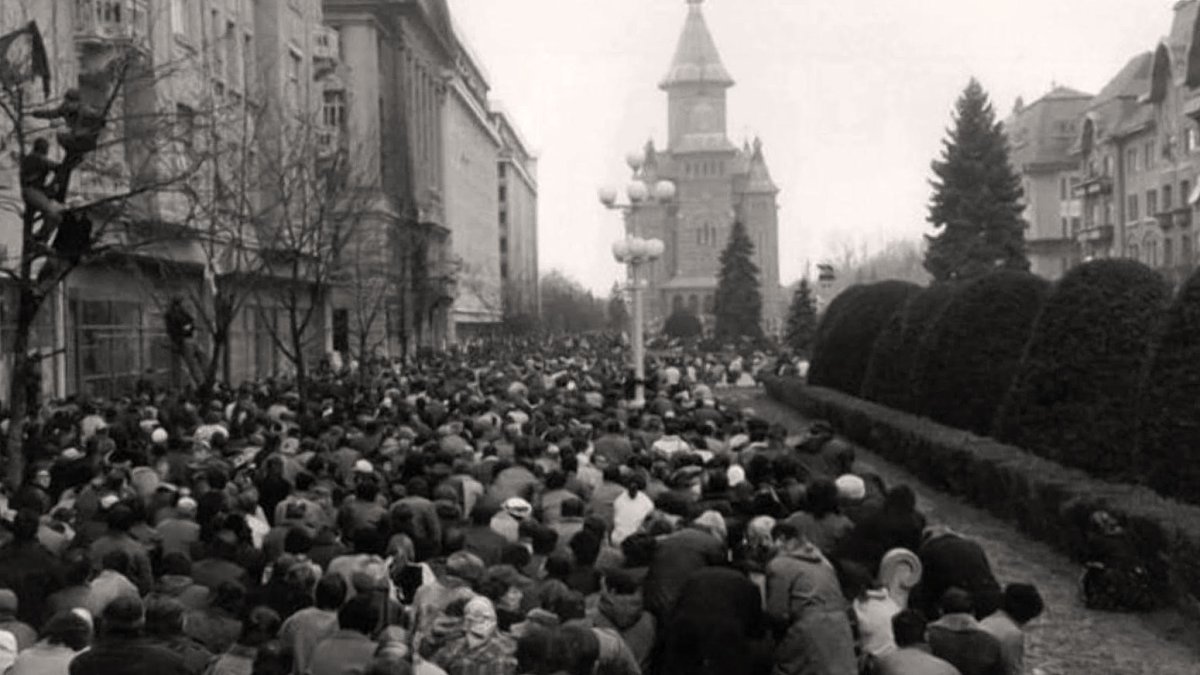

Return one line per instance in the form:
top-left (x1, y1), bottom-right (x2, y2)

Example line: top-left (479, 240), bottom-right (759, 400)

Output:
top-left (599, 167), bottom-right (675, 407)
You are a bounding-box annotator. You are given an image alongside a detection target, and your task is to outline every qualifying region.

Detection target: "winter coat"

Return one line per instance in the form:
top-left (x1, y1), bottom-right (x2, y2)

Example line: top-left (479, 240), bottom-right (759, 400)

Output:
top-left (0, 539), bottom-right (65, 628)
top-left (642, 527), bottom-right (727, 617)
top-left (927, 613), bottom-right (1005, 675)
top-left (875, 646), bottom-right (962, 675)
top-left (915, 533), bottom-right (1002, 619)
top-left (68, 636), bottom-right (191, 675)
top-left (591, 590), bottom-right (656, 671)
top-left (658, 567), bottom-right (770, 675)
top-left (764, 545), bottom-right (857, 675)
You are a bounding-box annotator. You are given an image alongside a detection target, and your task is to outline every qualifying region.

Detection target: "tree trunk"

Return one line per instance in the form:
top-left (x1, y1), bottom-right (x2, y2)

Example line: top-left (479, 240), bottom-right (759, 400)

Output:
top-left (6, 284), bottom-right (41, 490)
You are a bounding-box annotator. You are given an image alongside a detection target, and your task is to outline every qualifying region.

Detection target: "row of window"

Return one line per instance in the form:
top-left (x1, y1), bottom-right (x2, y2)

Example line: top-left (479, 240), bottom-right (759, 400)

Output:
top-left (1126, 180), bottom-right (1192, 220)
top-left (1128, 235), bottom-right (1194, 269)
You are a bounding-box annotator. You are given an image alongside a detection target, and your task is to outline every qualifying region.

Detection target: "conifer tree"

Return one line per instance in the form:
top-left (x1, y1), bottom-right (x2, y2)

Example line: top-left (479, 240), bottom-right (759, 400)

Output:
top-left (925, 78), bottom-right (1029, 282)
top-left (713, 221), bottom-right (763, 340)
top-left (784, 278), bottom-right (818, 355)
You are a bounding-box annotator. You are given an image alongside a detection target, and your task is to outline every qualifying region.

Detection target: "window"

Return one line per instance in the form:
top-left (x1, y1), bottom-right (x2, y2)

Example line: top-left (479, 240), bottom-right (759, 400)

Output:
top-left (1103, 155), bottom-right (1113, 176)
top-left (1060, 177), bottom-right (1068, 200)
top-left (1130, 244), bottom-right (1139, 261)
top-left (498, 185), bottom-right (507, 203)
top-left (1146, 141), bottom-right (1156, 170)
top-left (1184, 181), bottom-right (1193, 209)
top-left (1128, 194), bottom-right (1139, 221)
top-left (226, 21), bottom-right (239, 88)
top-left (1183, 234), bottom-right (1193, 263)
top-left (1104, 199), bottom-right (1113, 226)
top-left (175, 103), bottom-right (195, 148)
top-left (498, 163), bottom-right (507, 178)
top-left (1189, 127), bottom-right (1200, 154)
top-left (1164, 185), bottom-right (1174, 211)
top-left (1071, 216), bottom-right (1081, 233)
top-left (1147, 189), bottom-right (1159, 218)
top-left (498, 210), bottom-right (507, 226)
top-left (1126, 148), bottom-right (1138, 175)
top-left (287, 50), bottom-right (302, 109)
top-left (332, 309), bottom-right (349, 353)
top-left (322, 90), bottom-right (345, 129)
top-left (499, 236), bottom-right (508, 254)
top-left (1061, 217), bottom-right (1068, 238)
top-left (243, 34), bottom-right (255, 95)
top-left (1165, 237), bottom-right (1175, 267)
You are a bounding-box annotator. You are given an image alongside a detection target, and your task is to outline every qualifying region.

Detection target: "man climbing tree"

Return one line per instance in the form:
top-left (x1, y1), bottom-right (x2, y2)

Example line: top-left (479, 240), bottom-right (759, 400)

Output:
top-left (713, 220), bottom-right (763, 341)
top-left (925, 78), bottom-right (1029, 282)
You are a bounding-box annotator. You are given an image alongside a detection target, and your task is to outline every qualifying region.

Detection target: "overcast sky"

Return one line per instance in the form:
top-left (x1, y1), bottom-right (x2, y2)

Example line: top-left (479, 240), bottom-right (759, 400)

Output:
top-left (447, 0), bottom-right (1170, 293)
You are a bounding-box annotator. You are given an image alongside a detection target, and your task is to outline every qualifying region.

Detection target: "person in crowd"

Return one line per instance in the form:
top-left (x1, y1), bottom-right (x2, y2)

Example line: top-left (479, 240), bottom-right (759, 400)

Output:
top-left (875, 610), bottom-right (962, 675)
top-left (642, 511), bottom-right (728, 617)
top-left (783, 478), bottom-right (852, 556)
top-left (981, 583), bottom-right (1044, 675)
top-left (8, 609), bottom-right (92, 675)
top-left (915, 528), bottom-right (1003, 620)
top-left (144, 597), bottom-right (216, 675)
top-left (309, 595), bottom-right (382, 675)
top-left (0, 509), bottom-right (65, 628)
top-left (764, 522), bottom-right (857, 675)
top-left (432, 596), bottom-right (518, 675)
top-left (926, 588), bottom-right (1005, 675)
top-left (279, 572), bottom-right (347, 675)
top-left (69, 595), bottom-right (191, 675)
top-left (590, 570), bottom-right (655, 672)
top-left (207, 606), bottom-right (283, 675)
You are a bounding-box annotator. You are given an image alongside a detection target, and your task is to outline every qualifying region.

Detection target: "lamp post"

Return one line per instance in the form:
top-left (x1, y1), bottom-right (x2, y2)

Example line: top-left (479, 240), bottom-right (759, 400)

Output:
top-left (599, 150), bottom-right (674, 407)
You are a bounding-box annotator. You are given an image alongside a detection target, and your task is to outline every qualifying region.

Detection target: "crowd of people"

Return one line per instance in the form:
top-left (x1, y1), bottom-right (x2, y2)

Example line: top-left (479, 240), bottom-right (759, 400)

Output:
top-left (0, 335), bottom-right (1044, 675)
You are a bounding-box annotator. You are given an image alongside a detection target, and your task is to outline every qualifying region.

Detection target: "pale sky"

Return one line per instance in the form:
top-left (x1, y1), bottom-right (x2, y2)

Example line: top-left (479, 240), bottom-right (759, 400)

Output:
top-left (447, 0), bottom-right (1170, 293)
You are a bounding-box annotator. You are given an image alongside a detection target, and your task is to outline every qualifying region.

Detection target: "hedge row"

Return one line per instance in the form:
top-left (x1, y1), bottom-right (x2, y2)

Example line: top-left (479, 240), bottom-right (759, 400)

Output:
top-left (860, 283), bottom-right (958, 412)
top-left (808, 281), bottom-right (919, 395)
top-left (763, 375), bottom-right (1200, 616)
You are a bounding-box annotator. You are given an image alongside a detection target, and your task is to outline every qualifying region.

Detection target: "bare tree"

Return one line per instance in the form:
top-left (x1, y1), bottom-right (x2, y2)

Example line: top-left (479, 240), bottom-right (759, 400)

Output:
top-left (0, 21), bottom-right (200, 486)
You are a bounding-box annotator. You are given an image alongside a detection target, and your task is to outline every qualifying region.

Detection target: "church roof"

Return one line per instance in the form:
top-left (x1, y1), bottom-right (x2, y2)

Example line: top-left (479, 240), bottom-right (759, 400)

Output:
top-left (659, 0), bottom-right (734, 90)
top-left (743, 138), bottom-right (778, 194)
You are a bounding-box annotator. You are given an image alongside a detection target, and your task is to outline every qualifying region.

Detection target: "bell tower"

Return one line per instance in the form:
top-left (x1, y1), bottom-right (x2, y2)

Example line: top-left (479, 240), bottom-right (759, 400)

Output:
top-left (659, 0), bottom-right (735, 151)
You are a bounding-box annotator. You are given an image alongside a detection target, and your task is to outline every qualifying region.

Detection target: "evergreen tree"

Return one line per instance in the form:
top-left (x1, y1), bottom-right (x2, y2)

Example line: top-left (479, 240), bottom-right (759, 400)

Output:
top-left (925, 78), bottom-right (1029, 282)
top-left (784, 279), bottom-right (818, 355)
top-left (713, 221), bottom-right (763, 340)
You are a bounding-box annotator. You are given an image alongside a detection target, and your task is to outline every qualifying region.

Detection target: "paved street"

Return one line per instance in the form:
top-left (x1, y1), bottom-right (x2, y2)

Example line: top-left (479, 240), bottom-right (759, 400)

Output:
top-left (727, 388), bottom-right (1200, 675)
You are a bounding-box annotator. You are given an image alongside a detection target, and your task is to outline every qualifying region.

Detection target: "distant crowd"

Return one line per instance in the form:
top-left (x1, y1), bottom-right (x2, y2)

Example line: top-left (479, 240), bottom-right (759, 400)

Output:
top-left (0, 335), bottom-right (1042, 675)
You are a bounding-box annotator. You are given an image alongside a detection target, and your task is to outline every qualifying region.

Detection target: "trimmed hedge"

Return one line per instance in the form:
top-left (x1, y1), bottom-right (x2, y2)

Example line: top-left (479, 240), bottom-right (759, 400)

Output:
top-left (809, 281), bottom-right (920, 395)
top-left (861, 283), bottom-right (959, 412)
top-left (763, 376), bottom-right (1200, 616)
top-left (911, 271), bottom-right (1049, 435)
top-left (1138, 269), bottom-right (1200, 502)
top-left (994, 260), bottom-right (1169, 481)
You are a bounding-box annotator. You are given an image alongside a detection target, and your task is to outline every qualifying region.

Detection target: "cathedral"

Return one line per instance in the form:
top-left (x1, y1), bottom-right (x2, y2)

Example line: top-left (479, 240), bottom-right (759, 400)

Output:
top-left (627, 0), bottom-right (783, 333)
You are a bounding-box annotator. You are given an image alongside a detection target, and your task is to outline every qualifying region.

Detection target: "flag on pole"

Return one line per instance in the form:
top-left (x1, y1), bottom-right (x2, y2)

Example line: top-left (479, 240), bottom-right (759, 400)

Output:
top-left (0, 21), bottom-right (51, 98)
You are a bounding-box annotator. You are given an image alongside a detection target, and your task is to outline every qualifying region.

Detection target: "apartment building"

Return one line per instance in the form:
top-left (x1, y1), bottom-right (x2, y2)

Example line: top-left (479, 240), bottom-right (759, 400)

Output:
top-left (492, 105), bottom-right (539, 320)
top-left (1004, 87), bottom-right (1091, 280)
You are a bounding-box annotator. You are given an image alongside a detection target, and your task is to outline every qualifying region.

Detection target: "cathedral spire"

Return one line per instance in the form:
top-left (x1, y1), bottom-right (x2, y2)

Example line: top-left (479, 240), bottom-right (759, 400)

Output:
top-left (659, 0), bottom-right (734, 90)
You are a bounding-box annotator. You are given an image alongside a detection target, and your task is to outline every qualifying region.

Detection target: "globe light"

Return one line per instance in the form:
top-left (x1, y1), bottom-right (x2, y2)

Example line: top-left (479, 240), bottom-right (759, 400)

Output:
top-left (625, 149), bottom-right (645, 172)
top-left (653, 180), bottom-right (676, 202)
top-left (597, 186), bottom-right (617, 207)
top-left (612, 238), bottom-right (633, 262)
top-left (626, 181), bottom-right (649, 203)
top-left (646, 238), bottom-right (665, 259)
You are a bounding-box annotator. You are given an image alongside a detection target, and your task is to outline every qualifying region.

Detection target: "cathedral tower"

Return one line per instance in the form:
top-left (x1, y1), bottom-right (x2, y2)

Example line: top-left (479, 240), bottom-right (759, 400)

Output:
top-left (631, 0), bottom-right (784, 333)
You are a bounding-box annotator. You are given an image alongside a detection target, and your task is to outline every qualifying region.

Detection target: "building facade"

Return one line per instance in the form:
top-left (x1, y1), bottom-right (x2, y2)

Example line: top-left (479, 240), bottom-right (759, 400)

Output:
top-left (622, 0), bottom-right (784, 333)
top-left (1072, 0), bottom-right (1200, 286)
top-left (493, 106), bottom-right (540, 320)
top-left (442, 36), bottom-right (504, 339)
top-left (1004, 87), bottom-right (1091, 280)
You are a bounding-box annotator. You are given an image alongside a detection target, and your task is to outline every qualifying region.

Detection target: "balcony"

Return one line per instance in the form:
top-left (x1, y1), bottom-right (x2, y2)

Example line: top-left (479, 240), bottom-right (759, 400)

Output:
top-left (74, 0), bottom-right (147, 48)
top-left (313, 27), bottom-right (339, 77)
top-left (1075, 174), bottom-right (1114, 197)
top-left (1076, 224), bottom-right (1114, 243)
top-left (1154, 207), bottom-right (1193, 229)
